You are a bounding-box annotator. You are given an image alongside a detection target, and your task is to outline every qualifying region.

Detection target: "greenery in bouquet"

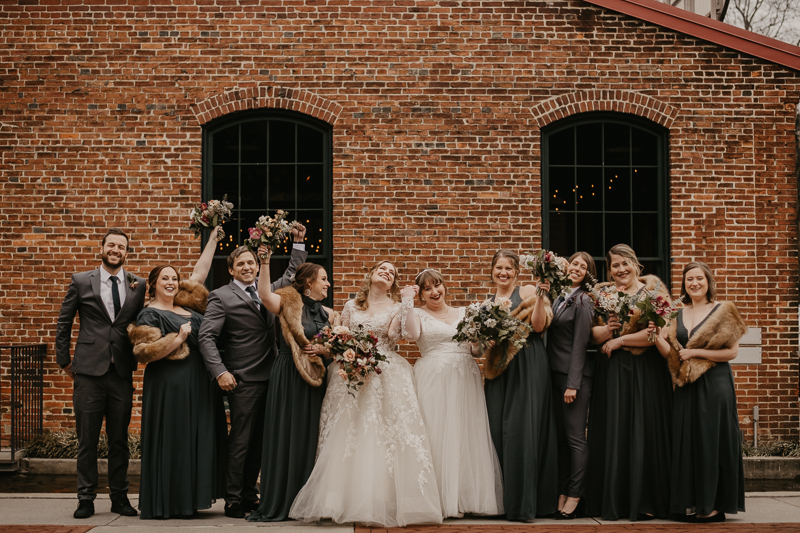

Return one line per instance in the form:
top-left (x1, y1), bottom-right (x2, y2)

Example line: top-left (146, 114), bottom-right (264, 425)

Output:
top-left (453, 297), bottom-right (531, 353)
top-left (584, 274), bottom-right (640, 338)
top-left (519, 249), bottom-right (571, 300)
top-left (188, 195), bottom-right (233, 239)
top-left (636, 284), bottom-right (684, 342)
top-left (313, 324), bottom-right (387, 396)
top-left (245, 209), bottom-right (294, 261)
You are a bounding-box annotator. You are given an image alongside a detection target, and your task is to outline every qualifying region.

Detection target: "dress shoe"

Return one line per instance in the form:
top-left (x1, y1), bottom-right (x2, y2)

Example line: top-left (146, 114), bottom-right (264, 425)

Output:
top-left (224, 502), bottom-right (246, 518)
top-left (241, 499), bottom-right (260, 513)
top-left (73, 500), bottom-right (95, 519)
top-left (696, 512), bottom-right (725, 523)
top-left (110, 495), bottom-right (138, 516)
top-left (636, 513), bottom-right (655, 521)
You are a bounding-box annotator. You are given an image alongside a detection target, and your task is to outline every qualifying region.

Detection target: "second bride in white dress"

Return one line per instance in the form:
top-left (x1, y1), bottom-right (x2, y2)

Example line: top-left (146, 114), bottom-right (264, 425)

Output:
top-left (400, 269), bottom-right (504, 518)
top-left (289, 260), bottom-right (443, 527)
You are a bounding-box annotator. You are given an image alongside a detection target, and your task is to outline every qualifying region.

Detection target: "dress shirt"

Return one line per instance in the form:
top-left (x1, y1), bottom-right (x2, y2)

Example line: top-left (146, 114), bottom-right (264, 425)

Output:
top-left (100, 265), bottom-right (127, 322)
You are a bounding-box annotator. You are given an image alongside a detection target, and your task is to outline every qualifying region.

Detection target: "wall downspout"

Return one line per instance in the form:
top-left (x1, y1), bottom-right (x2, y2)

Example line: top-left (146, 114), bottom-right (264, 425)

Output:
top-left (796, 102), bottom-right (800, 440)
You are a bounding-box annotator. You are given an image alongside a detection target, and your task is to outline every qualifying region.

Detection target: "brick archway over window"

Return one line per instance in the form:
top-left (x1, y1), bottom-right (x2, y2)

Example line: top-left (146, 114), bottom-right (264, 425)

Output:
top-left (531, 90), bottom-right (680, 130)
top-left (191, 86), bottom-right (343, 126)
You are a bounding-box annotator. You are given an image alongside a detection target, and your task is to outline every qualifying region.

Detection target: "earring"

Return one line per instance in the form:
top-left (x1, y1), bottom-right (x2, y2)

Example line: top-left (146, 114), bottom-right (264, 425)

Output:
top-left (304, 289), bottom-right (311, 297)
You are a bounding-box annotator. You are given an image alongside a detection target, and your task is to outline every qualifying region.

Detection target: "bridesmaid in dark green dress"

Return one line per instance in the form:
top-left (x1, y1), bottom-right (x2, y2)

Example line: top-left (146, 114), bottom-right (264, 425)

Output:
top-left (584, 244), bottom-right (673, 521)
top-left (483, 250), bottom-right (558, 521)
top-left (129, 230), bottom-right (226, 519)
top-left (247, 246), bottom-right (337, 522)
top-left (652, 261), bottom-right (746, 523)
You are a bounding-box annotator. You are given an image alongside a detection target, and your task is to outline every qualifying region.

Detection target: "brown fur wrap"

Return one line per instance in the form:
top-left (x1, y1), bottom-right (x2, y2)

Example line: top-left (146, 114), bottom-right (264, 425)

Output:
top-left (667, 301), bottom-right (746, 387)
top-left (127, 323), bottom-right (190, 363)
top-left (593, 275), bottom-right (669, 356)
top-left (275, 286), bottom-right (341, 387)
top-left (126, 279), bottom-right (209, 364)
top-left (483, 294), bottom-right (553, 380)
top-left (174, 279), bottom-right (209, 314)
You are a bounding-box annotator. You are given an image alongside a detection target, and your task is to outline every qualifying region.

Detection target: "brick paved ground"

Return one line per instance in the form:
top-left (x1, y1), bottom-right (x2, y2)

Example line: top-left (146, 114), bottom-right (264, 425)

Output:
top-left (356, 525), bottom-right (800, 533)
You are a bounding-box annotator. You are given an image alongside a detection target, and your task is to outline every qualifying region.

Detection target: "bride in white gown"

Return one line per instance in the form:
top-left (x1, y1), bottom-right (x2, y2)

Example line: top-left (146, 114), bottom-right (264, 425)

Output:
top-left (400, 269), bottom-right (504, 518)
top-left (289, 260), bottom-right (443, 527)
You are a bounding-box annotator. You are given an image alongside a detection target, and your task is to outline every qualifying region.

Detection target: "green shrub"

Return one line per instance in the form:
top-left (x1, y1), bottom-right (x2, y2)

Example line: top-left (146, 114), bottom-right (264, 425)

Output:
top-left (743, 441), bottom-right (800, 457)
top-left (24, 430), bottom-right (142, 459)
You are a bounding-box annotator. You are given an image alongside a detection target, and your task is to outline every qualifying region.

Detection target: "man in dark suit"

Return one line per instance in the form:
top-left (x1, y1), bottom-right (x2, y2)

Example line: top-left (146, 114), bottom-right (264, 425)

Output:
top-left (199, 224), bottom-right (307, 518)
top-left (56, 228), bottom-right (146, 519)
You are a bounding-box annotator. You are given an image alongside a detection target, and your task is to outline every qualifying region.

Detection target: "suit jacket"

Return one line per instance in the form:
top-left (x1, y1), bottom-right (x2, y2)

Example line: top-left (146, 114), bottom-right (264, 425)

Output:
top-left (199, 247), bottom-right (307, 383)
top-left (56, 268), bottom-right (147, 380)
top-left (546, 287), bottom-right (595, 389)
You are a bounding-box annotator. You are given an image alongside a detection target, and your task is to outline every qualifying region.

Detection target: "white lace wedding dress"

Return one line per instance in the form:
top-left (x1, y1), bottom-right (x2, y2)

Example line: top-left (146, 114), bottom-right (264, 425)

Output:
top-left (289, 300), bottom-right (443, 527)
top-left (414, 307), bottom-right (504, 517)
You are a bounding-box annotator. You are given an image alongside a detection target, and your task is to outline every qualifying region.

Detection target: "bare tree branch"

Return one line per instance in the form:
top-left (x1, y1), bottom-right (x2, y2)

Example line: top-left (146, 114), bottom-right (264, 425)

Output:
top-left (726, 0), bottom-right (800, 46)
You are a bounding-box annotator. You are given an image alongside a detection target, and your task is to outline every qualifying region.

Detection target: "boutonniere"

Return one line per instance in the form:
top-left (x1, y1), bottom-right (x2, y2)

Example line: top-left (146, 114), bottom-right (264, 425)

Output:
top-left (127, 272), bottom-right (139, 290)
top-left (562, 297), bottom-right (574, 309)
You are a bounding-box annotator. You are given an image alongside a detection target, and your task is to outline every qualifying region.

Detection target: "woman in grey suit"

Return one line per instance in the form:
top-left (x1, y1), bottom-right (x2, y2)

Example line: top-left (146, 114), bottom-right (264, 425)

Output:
top-left (546, 252), bottom-right (596, 519)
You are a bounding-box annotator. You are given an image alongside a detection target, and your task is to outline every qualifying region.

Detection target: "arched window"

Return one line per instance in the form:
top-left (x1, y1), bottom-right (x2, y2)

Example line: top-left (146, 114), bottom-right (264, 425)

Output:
top-left (542, 112), bottom-right (669, 281)
top-left (202, 110), bottom-right (332, 293)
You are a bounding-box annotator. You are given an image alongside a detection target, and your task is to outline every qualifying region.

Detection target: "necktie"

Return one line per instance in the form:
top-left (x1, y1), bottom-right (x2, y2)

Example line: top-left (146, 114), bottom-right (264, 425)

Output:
top-left (245, 286), bottom-right (262, 309)
top-left (554, 295), bottom-right (565, 312)
top-left (110, 276), bottom-right (121, 317)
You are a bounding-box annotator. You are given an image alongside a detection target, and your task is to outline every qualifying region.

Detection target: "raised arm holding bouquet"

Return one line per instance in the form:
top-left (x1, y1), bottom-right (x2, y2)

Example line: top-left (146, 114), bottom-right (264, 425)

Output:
top-left (520, 249), bottom-right (571, 300)
top-left (189, 196), bottom-right (233, 240)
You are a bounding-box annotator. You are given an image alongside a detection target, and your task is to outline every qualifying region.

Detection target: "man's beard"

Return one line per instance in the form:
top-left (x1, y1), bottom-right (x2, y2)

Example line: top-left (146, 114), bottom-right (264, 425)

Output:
top-left (102, 252), bottom-right (125, 269)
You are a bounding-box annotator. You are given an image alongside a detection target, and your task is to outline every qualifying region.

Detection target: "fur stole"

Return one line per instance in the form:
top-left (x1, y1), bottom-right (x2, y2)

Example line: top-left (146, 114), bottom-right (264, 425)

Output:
top-left (593, 274), bottom-right (669, 355)
top-left (483, 294), bottom-right (553, 380)
top-left (275, 286), bottom-right (341, 387)
top-left (126, 279), bottom-right (209, 364)
top-left (667, 301), bottom-right (746, 387)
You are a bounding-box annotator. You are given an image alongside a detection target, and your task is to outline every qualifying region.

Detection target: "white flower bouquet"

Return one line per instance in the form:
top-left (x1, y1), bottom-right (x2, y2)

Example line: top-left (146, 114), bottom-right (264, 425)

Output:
top-left (188, 195), bottom-right (233, 239)
top-left (519, 249), bottom-right (571, 300)
top-left (244, 209), bottom-right (294, 261)
top-left (453, 297), bottom-right (532, 353)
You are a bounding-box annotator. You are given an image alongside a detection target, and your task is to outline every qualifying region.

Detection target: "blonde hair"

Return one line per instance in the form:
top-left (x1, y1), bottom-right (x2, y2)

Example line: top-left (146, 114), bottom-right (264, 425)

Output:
top-left (605, 244), bottom-right (642, 282)
top-left (354, 260), bottom-right (401, 310)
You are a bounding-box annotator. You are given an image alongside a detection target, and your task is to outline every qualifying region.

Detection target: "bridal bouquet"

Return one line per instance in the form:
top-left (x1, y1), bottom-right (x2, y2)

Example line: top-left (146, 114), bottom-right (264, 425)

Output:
top-left (453, 297), bottom-right (532, 353)
top-left (519, 249), bottom-right (571, 300)
top-left (244, 209), bottom-right (294, 261)
top-left (188, 195), bottom-right (233, 239)
top-left (313, 324), bottom-right (387, 396)
top-left (636, 285), bottom-right (684, 342)
top-left (585, 275), bottom-right (640, 338)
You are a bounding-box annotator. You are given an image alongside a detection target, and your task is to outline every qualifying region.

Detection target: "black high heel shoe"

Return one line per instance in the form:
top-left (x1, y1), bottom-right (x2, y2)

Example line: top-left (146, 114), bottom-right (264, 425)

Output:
top-left (555, 499), bottom-right (584, 520)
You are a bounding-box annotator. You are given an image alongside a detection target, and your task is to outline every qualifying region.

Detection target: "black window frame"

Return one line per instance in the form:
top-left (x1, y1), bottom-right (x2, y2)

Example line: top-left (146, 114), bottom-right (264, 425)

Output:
top-left (201, 109), bottom-right (333, 301)
top-left (542, 111), bottom-right (670, 282)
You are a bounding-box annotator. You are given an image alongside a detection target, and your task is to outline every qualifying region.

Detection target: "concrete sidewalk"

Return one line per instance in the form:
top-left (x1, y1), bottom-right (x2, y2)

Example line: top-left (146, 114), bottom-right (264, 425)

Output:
top-left (0, 493), bottom-right (799, 532)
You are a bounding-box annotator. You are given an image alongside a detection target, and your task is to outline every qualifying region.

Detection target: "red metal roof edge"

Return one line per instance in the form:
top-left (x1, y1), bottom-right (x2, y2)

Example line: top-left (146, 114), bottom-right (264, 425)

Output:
top-left (582, 0), bottom-right (800, 72)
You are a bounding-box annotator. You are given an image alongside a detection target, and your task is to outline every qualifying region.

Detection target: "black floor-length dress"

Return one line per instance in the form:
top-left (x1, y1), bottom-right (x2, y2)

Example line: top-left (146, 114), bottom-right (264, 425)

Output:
top-left (247, 295), bottom-right (329, 522)
top-left (484, 287), bottom-right (559, 520)
top-left (138, 308), bottom-right (226, 519)
top-left (585, 331), bottom-right (673, 520)
top-left (670, 307), bottom-right (745, 517)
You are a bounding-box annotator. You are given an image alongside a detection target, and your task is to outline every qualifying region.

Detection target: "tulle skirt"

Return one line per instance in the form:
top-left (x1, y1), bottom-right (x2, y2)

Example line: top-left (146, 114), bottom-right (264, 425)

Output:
top-left (414, 353), bottom-right (504, 517)
top-left (289, 353), bottom-right (443, 527)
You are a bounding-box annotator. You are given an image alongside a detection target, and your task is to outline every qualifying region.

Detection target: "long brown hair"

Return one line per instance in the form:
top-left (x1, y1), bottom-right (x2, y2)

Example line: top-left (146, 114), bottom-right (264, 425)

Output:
top-left (354, 260), bottom-right (401, 310)
top-left (680, 261), bottom-right (717, 303)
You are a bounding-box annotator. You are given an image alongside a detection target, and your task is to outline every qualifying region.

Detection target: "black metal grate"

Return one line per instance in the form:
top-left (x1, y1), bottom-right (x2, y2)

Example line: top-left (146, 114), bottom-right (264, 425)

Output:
top-left (2, 344), bottom-right (45, 460)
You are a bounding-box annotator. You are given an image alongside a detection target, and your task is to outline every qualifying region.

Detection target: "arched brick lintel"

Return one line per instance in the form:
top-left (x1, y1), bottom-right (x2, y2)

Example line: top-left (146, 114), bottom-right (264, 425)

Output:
top-left (191, 86), bottom-right (343, 126)
top-left (531, 90), bottom-right (680, 130)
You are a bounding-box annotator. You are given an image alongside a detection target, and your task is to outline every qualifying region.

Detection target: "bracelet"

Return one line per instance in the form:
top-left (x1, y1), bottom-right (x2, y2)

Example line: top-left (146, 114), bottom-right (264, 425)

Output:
top-left (620, 337), bottom-right (625, 346)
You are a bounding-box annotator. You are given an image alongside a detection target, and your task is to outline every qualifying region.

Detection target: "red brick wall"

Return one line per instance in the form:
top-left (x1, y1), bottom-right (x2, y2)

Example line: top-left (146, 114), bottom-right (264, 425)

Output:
top-left (1, 0), bottom-right (798, 444)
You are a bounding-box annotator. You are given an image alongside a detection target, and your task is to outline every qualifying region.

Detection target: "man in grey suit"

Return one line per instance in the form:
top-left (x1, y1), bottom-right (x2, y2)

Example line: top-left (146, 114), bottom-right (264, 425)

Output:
top-left (56, 228), bottom-right (146, 519)
top-left (199, 224), bottom-right (307, 518)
